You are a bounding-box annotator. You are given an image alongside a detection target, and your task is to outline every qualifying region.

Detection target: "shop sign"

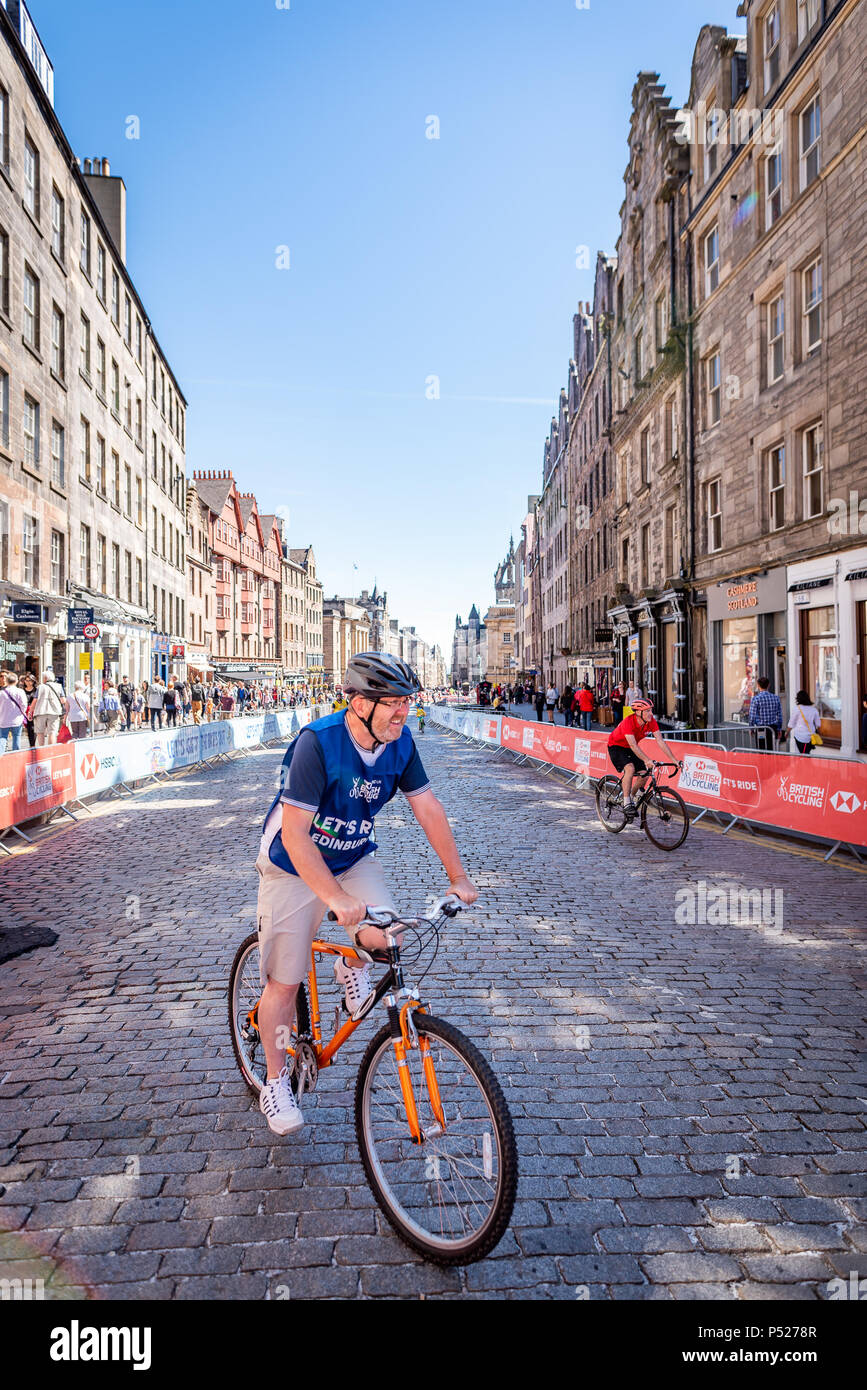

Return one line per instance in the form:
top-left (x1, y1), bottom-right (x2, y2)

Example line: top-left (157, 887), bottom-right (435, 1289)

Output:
top-left (628, 634), bottom-right (640, 654)
top-left (724, 581), bottom-right (758, 611)
top-left (103, 645), bottom-right (120, 661)
top-left (171, 645), bottom-right (185, 657)
top-left (11, 603), bottom-right (44, 624)
top-left (595, 627), bottom-right (614, 643)
top-left (68, 607), bottom-right (95, 637)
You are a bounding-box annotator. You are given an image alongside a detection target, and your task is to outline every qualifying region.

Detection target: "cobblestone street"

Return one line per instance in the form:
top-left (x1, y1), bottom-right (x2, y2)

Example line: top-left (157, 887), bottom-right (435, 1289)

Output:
top-left (0, 723), bottom-right (865, 1301)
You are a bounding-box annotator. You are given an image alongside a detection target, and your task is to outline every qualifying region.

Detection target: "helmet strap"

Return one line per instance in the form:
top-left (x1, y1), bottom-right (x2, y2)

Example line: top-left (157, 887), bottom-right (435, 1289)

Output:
top-left (346, 696), bottom-right (383, 752)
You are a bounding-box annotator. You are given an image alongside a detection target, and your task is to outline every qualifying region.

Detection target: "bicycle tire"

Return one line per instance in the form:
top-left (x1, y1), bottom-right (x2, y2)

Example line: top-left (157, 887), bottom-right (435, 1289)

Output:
top-left (595, 775), bottom-right (627, 833)
top-left (228, 933), bottom-right (311, 1095)
top-left (642, 787), bottom-right (690, 851)
top-left (355, 1013), bottom-right (518, 1265)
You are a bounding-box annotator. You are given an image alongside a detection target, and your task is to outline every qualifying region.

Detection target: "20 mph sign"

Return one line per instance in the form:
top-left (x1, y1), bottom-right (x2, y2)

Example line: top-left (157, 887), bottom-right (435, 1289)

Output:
top-left (83, 623), bottom-right (100, 639)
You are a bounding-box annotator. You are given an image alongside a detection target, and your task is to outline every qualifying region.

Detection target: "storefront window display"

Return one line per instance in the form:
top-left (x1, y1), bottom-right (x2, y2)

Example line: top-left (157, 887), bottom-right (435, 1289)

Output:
top-left (801, 604), bottom-right (840, 743)
top-left (663, 623), bottom-right (678, 720)
top-left (722, 615), bottom-right (758, 721)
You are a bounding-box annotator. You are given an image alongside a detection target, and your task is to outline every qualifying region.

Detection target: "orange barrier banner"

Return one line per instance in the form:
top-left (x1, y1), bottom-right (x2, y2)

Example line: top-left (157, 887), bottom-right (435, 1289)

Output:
top-left (0, 745), bottom-right (77, 831)
top-left (435, 707), bottom-right (867, 851)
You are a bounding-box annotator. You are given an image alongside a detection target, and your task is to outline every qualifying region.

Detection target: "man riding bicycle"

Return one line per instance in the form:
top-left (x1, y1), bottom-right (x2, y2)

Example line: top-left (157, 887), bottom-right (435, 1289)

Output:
top-left (607, 698), bottom-right (683, 820)
top-left (255, 651), bottom-right (478, 1135)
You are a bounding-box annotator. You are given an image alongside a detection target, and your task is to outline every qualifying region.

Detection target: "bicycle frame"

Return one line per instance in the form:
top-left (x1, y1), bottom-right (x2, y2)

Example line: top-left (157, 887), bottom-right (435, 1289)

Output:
top-left (246, 913), bottom-right (451, 1144)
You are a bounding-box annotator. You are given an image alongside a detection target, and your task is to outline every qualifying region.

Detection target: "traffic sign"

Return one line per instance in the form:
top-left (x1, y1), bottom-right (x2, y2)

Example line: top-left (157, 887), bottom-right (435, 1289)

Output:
top-left (83, 623), bottom-right (100, 639)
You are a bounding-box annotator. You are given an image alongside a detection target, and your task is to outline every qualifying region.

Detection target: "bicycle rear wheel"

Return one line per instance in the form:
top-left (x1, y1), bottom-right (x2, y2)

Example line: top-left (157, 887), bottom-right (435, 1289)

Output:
top-left (642, 787), bottom-right (689, 850)
top-left (595, 775), bottom-right (627, 832)
top-left (355, 1013), bottom-right (517, 1264)
top-left (228, 933), bottom-right (311, 1094)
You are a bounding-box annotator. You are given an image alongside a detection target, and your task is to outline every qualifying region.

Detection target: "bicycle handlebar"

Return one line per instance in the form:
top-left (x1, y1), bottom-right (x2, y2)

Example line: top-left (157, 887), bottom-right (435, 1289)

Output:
top-left (326, 894), bottom-right (464, 928)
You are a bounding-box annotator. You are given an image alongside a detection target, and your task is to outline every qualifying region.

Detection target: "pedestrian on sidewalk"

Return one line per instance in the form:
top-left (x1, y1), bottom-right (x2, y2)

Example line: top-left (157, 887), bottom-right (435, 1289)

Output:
top-left (749, 675), bottom-right (783, 751)
top-left (164, 680), bottom-right (181, 728)
top-left (0, 674), bottom-right (28, 752)
top-left (560, 683), bottom-right (574, 727)
top-left (66, 682), bottom-right (89, 739)
top-left (148, 678), bottom-right (166, 730)
top-left (575, 682), bottom-right (595, 731)
top-left (787, 690), bottom-right (821, 755)
top-left (611, 680), bottom-right (625, 726)
top-left (33, 669), bottom-right (67, 746)
top-left (99, 681), bottom-right (121, 733)
top-left (533, 687), bottom-right (545, 722)
top-left (118, 676), bottom-right (135, 731)
top-left (20, 672), bottom-right (38, 747)
top-left (624, 678), bottom-right (642, 714)
top-left (545, 683), bottom-right (558, 725)
top-left (190, 678), bottom-right (205, 725)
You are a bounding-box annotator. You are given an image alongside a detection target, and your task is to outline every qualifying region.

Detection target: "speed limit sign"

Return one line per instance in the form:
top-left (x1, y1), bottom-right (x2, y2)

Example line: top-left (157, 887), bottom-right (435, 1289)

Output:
top-left (83, 623), bottom-right (100, 639)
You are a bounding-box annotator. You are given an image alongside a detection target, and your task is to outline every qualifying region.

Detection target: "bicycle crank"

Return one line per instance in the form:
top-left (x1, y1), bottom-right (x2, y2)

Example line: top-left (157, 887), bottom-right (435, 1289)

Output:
top-left (292, 1040), bottom-right (319, 1095)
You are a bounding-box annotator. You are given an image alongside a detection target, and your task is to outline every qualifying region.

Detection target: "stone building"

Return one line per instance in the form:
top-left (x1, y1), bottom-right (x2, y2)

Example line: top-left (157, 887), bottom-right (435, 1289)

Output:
top-left (322, 596), bottom-right (371, 685)
top-left (514, 496), bottom-right (540, 682)
top-left (684, 0), bottom-right (867, 753)
top-left (289, 546), bottom-right (323, 679)
top-left (606, 70), bottom-right (691, 729)
top-left (451, 605), bottom-right (485, 689)
top-left (0, 3), bottom-right (186, 690)
top-left (192, 471), bottom-right (282, 682)
top-left (185, 477), bottom-right (215, 680)
top-left (279, 532), bottom-right (307, 683)
top-left (538, 392), bottom-right (571, 690)
top-left (484, 538), bottom-right (516, 685)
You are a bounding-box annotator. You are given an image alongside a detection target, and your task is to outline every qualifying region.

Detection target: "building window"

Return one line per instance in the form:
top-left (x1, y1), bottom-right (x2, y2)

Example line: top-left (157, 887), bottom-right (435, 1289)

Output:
top-left (767, 294), bottom-right (784, 383)
top-left (136, 475), bottom-right (143, 526)
top-left (704, 225), bottom-right (719, 297)
top-left (111, 269), bottom-right (119, 325)
top-left (0, 226), bottom-right (8, 315)
top-left (96, 434), bottom-right (106, 495)
top-left (124, 463), bottom-right (132, 516)
top-left (111, 543), bottom-right (120, 596)
top-left (23, 134), bottom-right (39, 220)
top-left (135, 397), bottom-right (142, 446)
top-left (797, 0), bottom-right (820, 44)
top-left (79, 312), bottom-right (91, 377)
top-left (803, 257), bottom-right (822, 353)
top-left (707, 478), bottom-right (722, 552)
top-left (799, 96), bottom-right (820, 191)
top-left (80, 417), bottom-right (91, 482)
top-left (80, 525), bottom-right (91, 586)
top-left (112, 450), bottom-right (121, 507)
top-left (125, 549), bottom-right (133, 603)
top-left (705, 351), bottom-right (721, 427)
top-left (0, 85), bottom-right (8, 169)
top-left (50, 529), bottom-right (64, 592)
top-left (655, 293), bottom-right (667, 354)
top-left (96, 337), bottom-right (106, 396)
top-left (51, 304), bottom-right (65, 379)
top-left (151, 352), bottom-right (157, 402)
top-left (97, 241), bottom-right (106, 301)
top-left (22, 513), bottom-right (38, 585)
top-left (23, 394), bottom-right (39, 469)
top-left (0, 369), bottom-right (8, 448)
top-left (111, 359), bottom-right (120, 414)
top-left (152, 506), bottom-right (158, 551)
top-left (765, 145), bottom-right (783, 227)
top-left (124, 294), bottom-right (132, 346)
top-left (664, 505), bottom-right (676, 577)
top-left (97, 534), bottom-right (107, 594)
top-left (704, 103), bottom-right (720, 182)
top-left (768, 443), bottom-right (786, 530)
top-left (51, 420), bottom-right (64, 488)
top-left (51, 185), bottom-right (64, 260)
top-left (641, 524), bottom-right (650, 586)
top-left (802, 422), bottom-right (824, 519)
top-left (665, 395), bottom-right (678, 460)
top-left (640, 426), bottom-right (650, 486)
top-left (764, 4), bottom-right (780, 92)
top-left (634, 328), bottom-right (643, 383)
top-left (135, 315), bottom-right (142, 363)
top-left (124, 379), bottom-right (132, 431)
top-left (136, 557), bottom-right (143, 607)
top-left (80, 208), bottom-right (91, 275)
top-left (23, 265), bottom-right (39, 349)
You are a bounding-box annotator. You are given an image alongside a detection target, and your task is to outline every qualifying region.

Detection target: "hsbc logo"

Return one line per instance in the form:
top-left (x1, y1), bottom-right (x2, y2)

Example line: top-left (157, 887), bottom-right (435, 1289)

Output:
top-left (80, 753), bottom-right (100, 780)
top-left (829, 790), bottom-right (862, 814)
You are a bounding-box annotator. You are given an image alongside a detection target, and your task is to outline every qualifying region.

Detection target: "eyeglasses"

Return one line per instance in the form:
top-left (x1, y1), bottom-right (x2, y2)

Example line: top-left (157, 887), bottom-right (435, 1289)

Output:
top-left (378, 696), bottom-right (411, 710)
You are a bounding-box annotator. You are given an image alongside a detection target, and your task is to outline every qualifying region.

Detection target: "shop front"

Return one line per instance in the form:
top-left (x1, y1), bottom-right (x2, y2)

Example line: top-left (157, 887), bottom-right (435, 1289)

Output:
top-left (0, 591), bottom-right (68, 685)
top-left (787, 547), bottom-right (867, 758)
top-left (569, 653), bottom-right (615, 721)
top-left (705, 567), bottom-right (788, 729)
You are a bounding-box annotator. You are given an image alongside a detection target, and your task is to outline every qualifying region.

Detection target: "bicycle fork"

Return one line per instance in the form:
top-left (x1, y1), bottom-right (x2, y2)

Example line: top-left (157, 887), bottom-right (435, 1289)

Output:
top-left (384, 934), bottom-right (446, 1145)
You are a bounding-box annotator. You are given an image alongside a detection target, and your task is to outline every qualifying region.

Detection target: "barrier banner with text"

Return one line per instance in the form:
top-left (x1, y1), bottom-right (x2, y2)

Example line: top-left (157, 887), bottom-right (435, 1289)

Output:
top-left (0, 746), bottom-right (76, 830)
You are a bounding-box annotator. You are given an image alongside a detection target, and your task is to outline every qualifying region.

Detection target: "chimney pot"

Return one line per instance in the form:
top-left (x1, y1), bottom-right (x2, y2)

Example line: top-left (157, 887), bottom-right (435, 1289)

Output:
top-left (102, 158), bottom-right (110, 176)
top-left (84, 158), bottom-right (92, 174)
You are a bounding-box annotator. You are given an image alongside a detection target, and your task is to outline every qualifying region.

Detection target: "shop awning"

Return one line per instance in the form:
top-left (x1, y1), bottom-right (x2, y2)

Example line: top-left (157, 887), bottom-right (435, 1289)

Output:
top-left (787, 577), bottom-right (833, 592)
top-left (845, 569), bottom-right (867, 582)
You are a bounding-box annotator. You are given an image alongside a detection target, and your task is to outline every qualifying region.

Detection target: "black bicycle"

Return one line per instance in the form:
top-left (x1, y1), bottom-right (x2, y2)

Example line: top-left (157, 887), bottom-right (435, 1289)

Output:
top-left (595, 761), bottom-right (690, 850)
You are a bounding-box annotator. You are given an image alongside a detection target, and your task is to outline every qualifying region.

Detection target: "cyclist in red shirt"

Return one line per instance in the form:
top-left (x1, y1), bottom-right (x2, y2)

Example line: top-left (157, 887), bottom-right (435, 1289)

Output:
top-left (607, 698), bottom-right (682, 819)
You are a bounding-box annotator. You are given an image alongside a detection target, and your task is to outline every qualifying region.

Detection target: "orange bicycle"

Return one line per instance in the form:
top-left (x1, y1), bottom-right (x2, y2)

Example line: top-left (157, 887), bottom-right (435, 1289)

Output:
top-left (228, 896), bottom-right (518, 1264)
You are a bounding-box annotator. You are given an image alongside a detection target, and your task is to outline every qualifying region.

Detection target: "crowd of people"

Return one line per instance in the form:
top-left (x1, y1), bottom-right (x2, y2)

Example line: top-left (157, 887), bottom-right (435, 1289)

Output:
top-left (0, 671), bottom-right (355, 748)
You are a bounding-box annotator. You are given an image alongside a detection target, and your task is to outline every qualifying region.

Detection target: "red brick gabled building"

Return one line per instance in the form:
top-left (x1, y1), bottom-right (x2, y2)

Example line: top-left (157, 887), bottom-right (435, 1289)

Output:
top-left (191, 470), bottom-right (282, 678)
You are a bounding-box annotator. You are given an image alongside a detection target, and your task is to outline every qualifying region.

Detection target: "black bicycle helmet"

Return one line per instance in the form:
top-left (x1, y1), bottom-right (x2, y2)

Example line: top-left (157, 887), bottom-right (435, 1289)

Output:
top-left (343, 651), bottom-right (422, 699)
top-left (343, 651), bottom-right (422, 748)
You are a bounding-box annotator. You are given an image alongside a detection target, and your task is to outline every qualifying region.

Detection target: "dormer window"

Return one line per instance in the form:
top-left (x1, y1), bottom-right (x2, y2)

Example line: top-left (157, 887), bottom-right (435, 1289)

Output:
top-left (764, 5), bottom-right (781, 93)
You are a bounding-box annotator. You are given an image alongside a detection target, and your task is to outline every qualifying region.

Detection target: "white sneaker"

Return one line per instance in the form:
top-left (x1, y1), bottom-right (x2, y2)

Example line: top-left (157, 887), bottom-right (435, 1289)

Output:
top-left (259, 1066), bottom-right (304, 1136)
top-left (334, 956), bottom-right (375, 1019)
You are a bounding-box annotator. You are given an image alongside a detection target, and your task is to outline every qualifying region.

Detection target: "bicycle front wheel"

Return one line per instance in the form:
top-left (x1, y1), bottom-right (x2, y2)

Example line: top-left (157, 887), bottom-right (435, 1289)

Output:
top-left (642, 787), bottom-right (689, 850)
top-left (355, 1013), bottom-right (517, 1265)
top-left (595, 775), bottom-right (627, 832)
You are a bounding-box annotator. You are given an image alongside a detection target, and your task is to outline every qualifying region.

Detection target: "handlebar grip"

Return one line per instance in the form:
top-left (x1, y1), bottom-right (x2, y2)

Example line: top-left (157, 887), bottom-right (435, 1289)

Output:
top-left (326, 911), bottom-right (337, 922)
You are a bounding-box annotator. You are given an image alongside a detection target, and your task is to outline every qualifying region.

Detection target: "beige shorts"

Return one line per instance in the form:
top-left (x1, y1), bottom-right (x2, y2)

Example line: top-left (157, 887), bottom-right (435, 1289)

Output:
top-left (255, 849), bottom-right (397, 987)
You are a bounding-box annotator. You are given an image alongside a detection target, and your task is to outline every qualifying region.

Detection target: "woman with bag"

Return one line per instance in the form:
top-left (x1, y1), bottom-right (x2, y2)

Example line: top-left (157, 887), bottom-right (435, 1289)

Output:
top-left (66, 682), bottom-right (90, 739)
top-left (787, 690), bottom-right (822, 755)
top-left (0, 674), bottom-right (29, 752)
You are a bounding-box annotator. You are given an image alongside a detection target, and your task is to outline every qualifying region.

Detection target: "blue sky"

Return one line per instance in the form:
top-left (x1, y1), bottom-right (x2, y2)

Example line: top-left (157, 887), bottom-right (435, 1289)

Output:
top-left (34, 0), bottom-right (742, 658)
